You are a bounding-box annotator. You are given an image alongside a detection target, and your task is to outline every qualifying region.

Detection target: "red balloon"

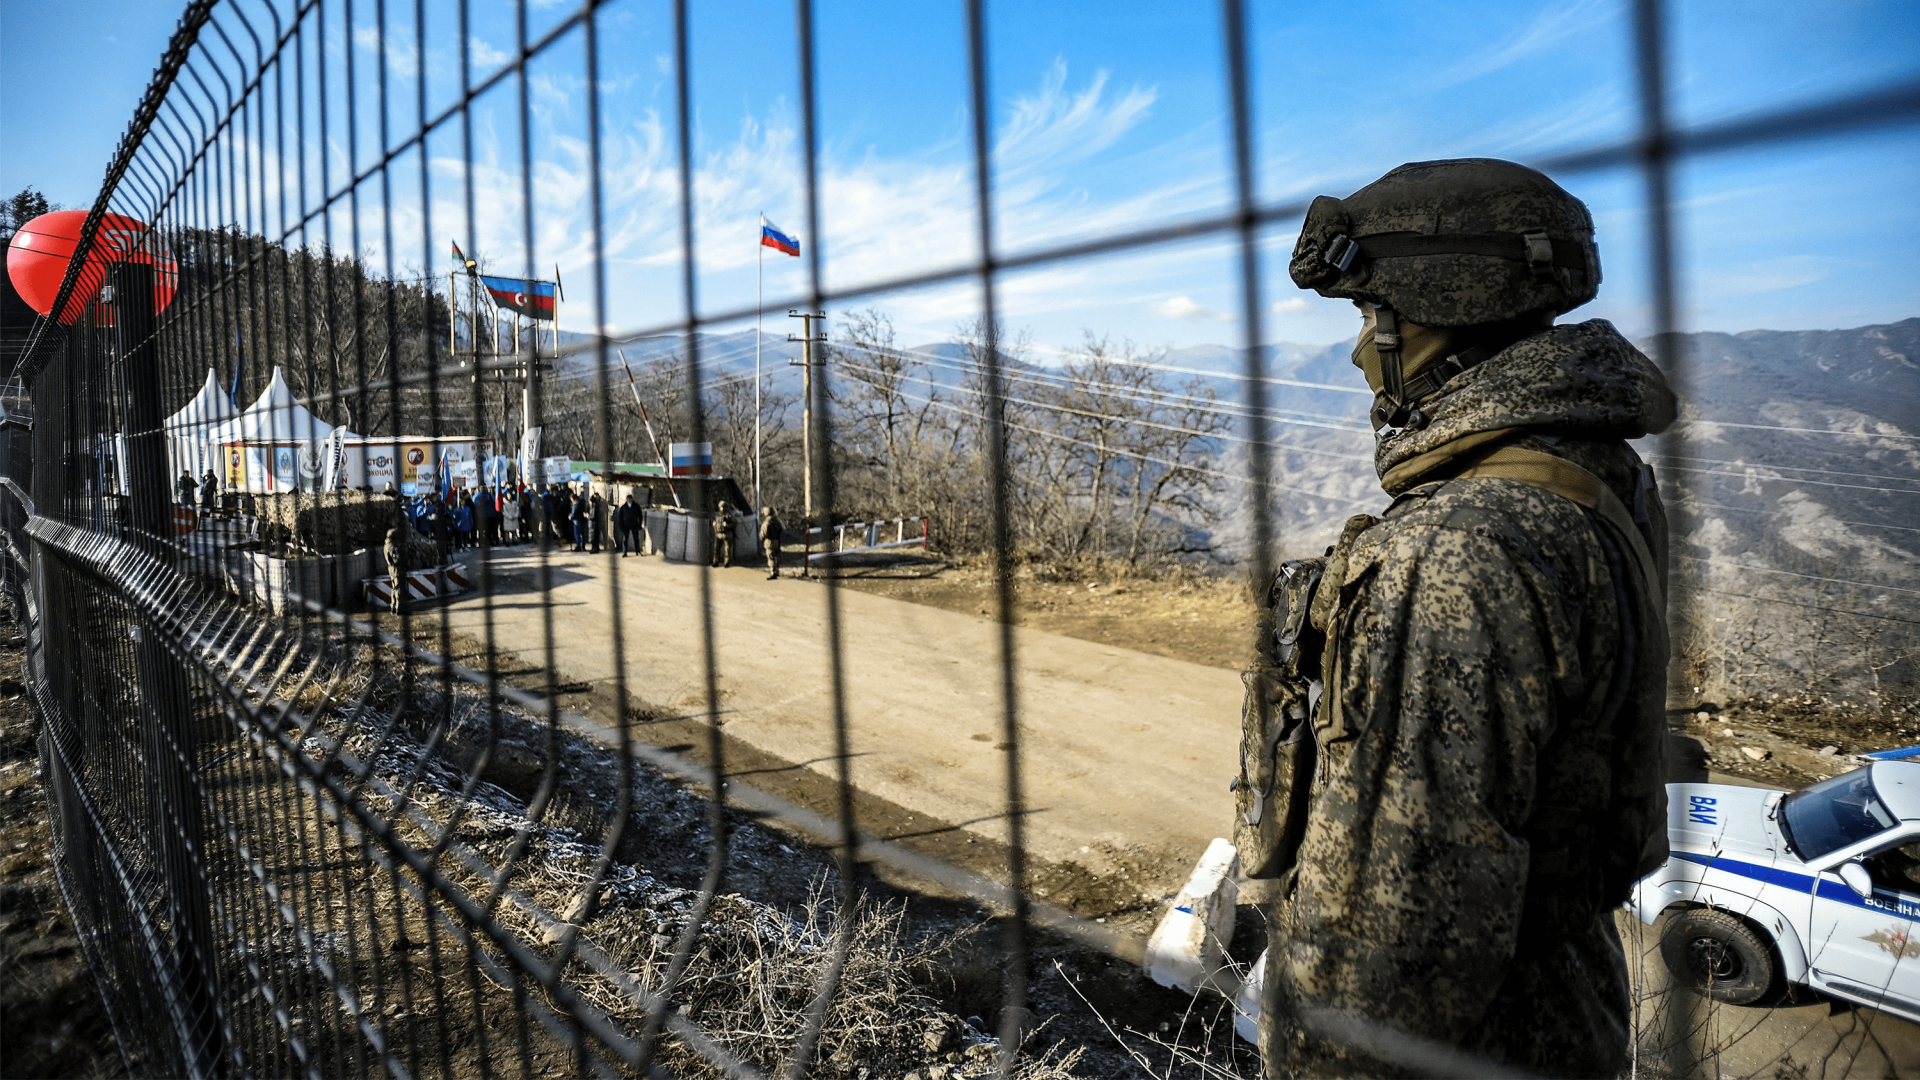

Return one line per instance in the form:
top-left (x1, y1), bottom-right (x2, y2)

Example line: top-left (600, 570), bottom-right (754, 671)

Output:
top-left (6, 210), bottom-right (177, 325)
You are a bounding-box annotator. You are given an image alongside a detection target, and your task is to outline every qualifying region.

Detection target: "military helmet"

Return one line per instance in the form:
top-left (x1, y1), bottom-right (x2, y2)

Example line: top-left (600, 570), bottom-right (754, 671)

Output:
top-left (1289, 158), bottom-right (1600, 327)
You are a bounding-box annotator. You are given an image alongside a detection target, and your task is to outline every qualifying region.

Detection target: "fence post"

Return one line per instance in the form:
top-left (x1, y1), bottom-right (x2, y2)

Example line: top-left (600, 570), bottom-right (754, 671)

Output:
top-left (114, 261), bottom-right (226, 1077)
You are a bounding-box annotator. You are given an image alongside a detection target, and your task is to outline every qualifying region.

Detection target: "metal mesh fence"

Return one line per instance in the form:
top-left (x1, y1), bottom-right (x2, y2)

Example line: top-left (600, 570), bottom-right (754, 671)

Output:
top-left (0, 0), bottom-right (1915, 1077)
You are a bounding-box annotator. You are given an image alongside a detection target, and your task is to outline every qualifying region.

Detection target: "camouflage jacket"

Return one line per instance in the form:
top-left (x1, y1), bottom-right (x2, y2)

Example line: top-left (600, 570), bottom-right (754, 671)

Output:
top-left (1265, 320), bottom-right (1675, 1079)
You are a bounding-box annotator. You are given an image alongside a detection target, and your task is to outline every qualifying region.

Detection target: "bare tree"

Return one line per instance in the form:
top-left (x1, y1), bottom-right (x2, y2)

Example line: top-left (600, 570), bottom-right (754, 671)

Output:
top-left (1026, 333), bottom-right (1228, 566)
top-left (825, 315), bottom-right (1230, 569)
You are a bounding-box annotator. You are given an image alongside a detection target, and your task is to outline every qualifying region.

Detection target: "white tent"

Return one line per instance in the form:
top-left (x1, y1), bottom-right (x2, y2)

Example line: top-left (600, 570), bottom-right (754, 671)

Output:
top-left (207, 366), bottom-right (359, 492)
top-left (165, 368), bottom-right (239, 480)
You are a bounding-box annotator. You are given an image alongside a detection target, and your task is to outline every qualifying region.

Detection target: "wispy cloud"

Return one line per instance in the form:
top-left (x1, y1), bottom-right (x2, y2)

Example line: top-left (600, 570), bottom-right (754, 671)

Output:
top-left (996, 61), bottom-right (1157, 174)
top-left (1460, 82), bottom-right (1631, 158)
top-left (352, 25), bottom-right (419, 79)
top-left (1431, 0), bottom-right (1616, 88)
top-left (1150, 295), bottom-right (1227, 321)
top-left (1698, 254), bottom-right (1835, 297)
top-left (256, 62), bottom-right (1236, 348)
top-left (469, 35), bottom-right (511, 71)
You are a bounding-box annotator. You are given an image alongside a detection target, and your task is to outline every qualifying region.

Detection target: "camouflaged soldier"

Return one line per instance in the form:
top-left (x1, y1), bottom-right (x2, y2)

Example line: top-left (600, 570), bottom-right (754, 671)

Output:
top-left (1247, 159), bottom-right (1674, 1078)
top-left (759, 506), bottom-right (784, 579)
top-left (711, 507), bottom-right (735, 568)
top-left (382, 525), bottom-right (408, 614)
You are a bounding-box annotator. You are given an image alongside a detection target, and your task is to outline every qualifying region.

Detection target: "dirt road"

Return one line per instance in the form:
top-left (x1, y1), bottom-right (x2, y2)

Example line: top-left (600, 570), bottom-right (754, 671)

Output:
top-left (432, 548), bottom-right (1243, 891)
top-left (420, 547), bottom-right (1918, 1075)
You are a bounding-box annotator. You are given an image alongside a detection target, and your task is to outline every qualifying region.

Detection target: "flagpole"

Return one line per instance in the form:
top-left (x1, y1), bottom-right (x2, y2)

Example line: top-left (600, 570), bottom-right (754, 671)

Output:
top-left (755, 213), bottom-right (764, 510)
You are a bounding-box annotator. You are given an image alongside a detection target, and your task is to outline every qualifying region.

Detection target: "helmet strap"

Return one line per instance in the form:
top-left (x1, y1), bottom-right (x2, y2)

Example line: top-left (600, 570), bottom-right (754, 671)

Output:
top-left (1368, 305), bottom-right (1409, 431)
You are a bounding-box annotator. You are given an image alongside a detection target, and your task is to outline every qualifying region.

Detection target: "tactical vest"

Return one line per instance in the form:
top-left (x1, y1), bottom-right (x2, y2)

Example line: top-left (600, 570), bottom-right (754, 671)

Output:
top-left (1236, 438), bottom-right (1669, 908)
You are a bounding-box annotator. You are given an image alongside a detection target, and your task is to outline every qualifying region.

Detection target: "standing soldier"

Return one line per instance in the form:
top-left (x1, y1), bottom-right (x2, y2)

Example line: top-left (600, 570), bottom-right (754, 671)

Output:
top-left (1247, 159), bottom-right (1672, 1079)
top-left (758, 506), bottom-right (783, 579)
top-left (710, 505), bottom-right (734, 568)
top-left (382, 525), bottom-right (408, 614)
top-left (590, 490), bottom-right (609, 554)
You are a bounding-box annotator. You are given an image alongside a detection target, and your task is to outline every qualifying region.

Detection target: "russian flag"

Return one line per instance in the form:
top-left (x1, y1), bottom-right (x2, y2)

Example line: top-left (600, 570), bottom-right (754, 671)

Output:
top-left (761, 218), bottom-right (800, 257)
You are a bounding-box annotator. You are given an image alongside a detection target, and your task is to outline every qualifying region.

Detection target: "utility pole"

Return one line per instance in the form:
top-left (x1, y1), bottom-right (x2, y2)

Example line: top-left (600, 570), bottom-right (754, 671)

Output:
top-left (787, 309), bottom-right (827, 522)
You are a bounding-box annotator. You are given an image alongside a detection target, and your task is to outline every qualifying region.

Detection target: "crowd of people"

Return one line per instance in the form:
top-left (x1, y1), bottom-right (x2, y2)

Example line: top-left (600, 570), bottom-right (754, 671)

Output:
top-left (181, 467), bottom-right (789, 619)
top-left (384, 480), bottom-right (659, 556)
top-left (179, 464), bottom-right (779, 572)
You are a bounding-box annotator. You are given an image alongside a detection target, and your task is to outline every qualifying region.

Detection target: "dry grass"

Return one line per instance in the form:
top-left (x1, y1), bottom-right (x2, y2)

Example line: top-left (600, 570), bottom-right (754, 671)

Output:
top-left (251, 631), bottom-right (1094, 1078)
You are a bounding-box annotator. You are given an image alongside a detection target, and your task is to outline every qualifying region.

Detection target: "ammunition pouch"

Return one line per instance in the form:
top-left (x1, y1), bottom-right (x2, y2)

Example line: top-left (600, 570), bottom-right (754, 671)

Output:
top-left (1235, 559), bottom-right (1327, 883)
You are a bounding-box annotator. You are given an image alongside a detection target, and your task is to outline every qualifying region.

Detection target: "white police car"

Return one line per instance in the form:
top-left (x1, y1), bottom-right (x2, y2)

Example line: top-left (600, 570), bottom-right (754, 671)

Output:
top-left (1631, 748), bottom-right (1920, 1021)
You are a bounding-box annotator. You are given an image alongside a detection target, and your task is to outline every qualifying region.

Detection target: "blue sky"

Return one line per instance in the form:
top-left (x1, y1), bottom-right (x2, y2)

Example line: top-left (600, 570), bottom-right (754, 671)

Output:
top-left (4, 0), bottom-right (1916, 358)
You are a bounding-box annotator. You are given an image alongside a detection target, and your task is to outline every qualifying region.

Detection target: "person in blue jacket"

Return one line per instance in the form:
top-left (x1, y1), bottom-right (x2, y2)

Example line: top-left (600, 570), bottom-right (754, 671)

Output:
top-left (451, 493), bottom-right (473, 552)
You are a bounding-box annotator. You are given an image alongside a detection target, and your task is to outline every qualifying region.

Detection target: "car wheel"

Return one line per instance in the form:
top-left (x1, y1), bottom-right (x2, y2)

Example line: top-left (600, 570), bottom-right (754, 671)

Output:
top-left (1659, 908), bottom-right (1777, 1005)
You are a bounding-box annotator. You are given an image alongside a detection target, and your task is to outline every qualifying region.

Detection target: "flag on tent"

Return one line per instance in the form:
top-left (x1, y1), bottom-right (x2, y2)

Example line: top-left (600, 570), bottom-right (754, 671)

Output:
top-left (230, 325), bottom-right (243, 407)
top-left (452, 240), bottom-right (476, 271)
top-left (760, 219), bottom-right (800, 257)
top-left (479, 275), bottom-right (556, 320)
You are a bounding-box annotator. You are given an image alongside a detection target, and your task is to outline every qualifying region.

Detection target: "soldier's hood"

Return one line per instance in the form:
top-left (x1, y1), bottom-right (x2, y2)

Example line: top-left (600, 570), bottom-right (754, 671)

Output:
top-left (1373, 318), bottom-right (1674, 490)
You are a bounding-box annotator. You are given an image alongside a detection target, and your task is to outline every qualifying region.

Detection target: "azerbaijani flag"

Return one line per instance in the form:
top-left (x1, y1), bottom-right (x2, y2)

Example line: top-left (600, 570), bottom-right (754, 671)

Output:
top-left (760, 218), bottom-right (800, 257)
top-left (479, 275), bottom-right (557, 320)
top-left (452, 240), bottom-right (475, 270)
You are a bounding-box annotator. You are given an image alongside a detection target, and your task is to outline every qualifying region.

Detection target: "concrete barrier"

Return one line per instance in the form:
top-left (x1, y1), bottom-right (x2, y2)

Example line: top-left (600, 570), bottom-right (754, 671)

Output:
top-left (222, 546), bottom-right (384, 614)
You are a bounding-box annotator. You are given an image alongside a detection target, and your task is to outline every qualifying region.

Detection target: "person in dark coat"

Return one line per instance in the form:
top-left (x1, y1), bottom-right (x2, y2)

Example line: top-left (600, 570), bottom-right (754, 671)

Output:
top-left (176, 470), bottom-right (198, 507)
top-left (200, 469), bottom-right (218, 513)
top-left (571, 488), bottom-right (590, 552)
top-left (540, 485), bottom-right (560, 546)
top-left (590, 491), bottom-right (608, 554)
top-left (615, 493), bottom-right (643, 555)
top-left (484, 490), bottom-right (504, 547)
top-left (427, 497), bottom-right (451, 566)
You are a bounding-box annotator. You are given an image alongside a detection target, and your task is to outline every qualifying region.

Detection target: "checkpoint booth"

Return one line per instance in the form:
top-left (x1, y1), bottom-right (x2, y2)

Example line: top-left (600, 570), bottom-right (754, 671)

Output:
top-left (569, 458), bottom-right (756, 562)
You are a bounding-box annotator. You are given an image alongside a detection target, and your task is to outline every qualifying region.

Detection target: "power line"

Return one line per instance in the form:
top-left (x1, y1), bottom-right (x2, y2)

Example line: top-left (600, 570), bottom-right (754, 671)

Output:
top-left (1663, 454), bottom-right (1920, 486)
top-left (1671, 583), bottom-right (1920, 627)
top-left (1660, 462), bottom-right (1920, 497)
top-left (1678, 498), bottom-right (1920, 535)
top-left (831, 355), bottom-right (1377, 464)
top-left (1674, 418), bottom-right (1920, 442)
top-left (872, 339), bottom-right (1376, 433)
top-left (875, 327), bottom-right (1373, 396)
top-left (834, 365), bottom-right (1381, 509)
top-left (1677, 553), bottom-right (1920, 597)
